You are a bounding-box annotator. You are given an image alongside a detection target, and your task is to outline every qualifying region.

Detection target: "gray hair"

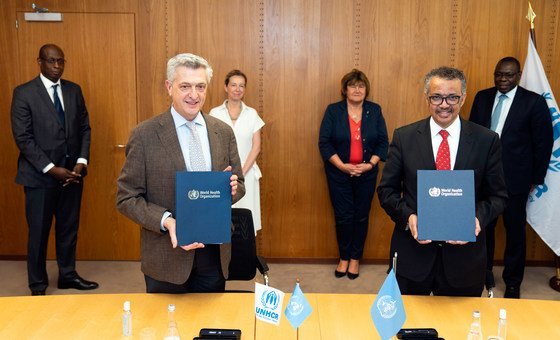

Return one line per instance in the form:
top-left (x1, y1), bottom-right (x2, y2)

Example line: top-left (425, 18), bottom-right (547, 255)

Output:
top-left (424, 66), bottom-right (466, 95)
top-left (166, 53), bottom-right (213, 84)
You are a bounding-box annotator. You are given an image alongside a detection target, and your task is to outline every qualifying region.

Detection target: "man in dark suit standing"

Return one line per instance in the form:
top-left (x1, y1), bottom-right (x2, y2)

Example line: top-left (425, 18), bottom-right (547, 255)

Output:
top-left (469, 57), bottom-right (553, 298)
top-left (117, 53), bottom-right (245, 293)
top-left (377, 66), bottom-right (508, 297)
top-left (11, 44), bottom-right (98, 295)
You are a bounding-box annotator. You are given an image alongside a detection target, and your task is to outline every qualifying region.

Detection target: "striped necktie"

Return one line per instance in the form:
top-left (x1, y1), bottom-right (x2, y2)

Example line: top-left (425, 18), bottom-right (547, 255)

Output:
top-left (185, 120), bottom-right (207, 171)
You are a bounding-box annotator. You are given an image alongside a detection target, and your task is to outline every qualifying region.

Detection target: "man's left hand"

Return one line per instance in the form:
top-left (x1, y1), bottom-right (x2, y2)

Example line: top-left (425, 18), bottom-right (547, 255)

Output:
top-left (447, 218), bottom-right (481, 245)
top-left (73, 163), bottom-right (85, 175)
top-left (223, 166), bottom-right (238, 196)
top-left (62, 163), bottom-right (85, 186)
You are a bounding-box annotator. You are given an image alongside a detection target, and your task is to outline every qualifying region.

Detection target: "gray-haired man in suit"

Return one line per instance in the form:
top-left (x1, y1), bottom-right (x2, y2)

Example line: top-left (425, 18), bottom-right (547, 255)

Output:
top-left (117, 53), bottom-right (245, 293)
top-left (11, 44), bottom-right (98, 295)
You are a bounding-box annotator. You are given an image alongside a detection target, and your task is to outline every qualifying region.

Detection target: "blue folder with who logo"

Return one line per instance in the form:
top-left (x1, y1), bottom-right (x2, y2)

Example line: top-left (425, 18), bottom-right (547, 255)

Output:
top-left (417, 170), bottom-right (475, 242)
top-left (175, 171), bottom-right (232, 245)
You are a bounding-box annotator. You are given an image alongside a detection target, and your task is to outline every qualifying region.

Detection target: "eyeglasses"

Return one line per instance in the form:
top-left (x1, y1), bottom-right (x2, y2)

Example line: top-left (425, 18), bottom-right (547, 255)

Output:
top-left (178, 83), bottom-right (207, 93)
top-left (494, 72), bottom-right (519, 78)
top-left (348, 83), bottom-right (366, 90)
top-left (41, 58), bottom-right (66, 65)
top-left (428, 95), bottom-right (462, 105)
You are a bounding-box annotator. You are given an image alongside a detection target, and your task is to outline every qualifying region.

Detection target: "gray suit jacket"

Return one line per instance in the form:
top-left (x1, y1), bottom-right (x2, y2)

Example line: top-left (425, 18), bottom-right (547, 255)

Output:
top-left (11, 76), bottom-right (91, 187)
top-left (116, 110), bottom-right (245, 284)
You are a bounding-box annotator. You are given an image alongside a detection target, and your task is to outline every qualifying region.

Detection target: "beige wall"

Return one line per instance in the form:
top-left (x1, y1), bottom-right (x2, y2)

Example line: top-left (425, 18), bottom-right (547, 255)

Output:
top-left (1, 0), bottom-right (558, 263)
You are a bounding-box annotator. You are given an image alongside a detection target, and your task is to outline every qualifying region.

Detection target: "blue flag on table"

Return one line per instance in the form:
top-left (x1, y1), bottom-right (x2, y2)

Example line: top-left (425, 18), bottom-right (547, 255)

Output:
top-left (284, 282), bottom-right (312, 329)
top-left (371, 269), bottom-right (406, 340)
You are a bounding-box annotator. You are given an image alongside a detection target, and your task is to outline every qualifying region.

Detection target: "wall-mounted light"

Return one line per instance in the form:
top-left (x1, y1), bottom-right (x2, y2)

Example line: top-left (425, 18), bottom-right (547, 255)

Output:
top-left (24, 3), bottom-right (63, 22)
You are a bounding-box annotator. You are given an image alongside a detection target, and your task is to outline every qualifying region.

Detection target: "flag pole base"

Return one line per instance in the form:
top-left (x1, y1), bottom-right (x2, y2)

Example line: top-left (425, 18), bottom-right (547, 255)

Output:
top-left (549, 276), bottom-right (560, 293)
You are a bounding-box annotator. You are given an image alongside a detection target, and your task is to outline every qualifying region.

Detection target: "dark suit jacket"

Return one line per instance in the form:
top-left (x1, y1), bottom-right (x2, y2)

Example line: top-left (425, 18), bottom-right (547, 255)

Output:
top-left (377, 118), bottom-right (508, 287)
top-left (11, 76), bottom-right (91, 188)
top-left (469, 86), bottom-right (553, 195)
top-left (116, 110), bottom-right (245, 284)
top-left (319, 100), bottom-right (389, 180)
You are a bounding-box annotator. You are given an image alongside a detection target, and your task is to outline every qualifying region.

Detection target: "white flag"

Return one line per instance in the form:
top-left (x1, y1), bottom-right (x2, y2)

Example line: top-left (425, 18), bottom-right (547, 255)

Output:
top-left (254, 282), bottom-right (285, 326)
top-left (520, 34), bottom-right (560, 256)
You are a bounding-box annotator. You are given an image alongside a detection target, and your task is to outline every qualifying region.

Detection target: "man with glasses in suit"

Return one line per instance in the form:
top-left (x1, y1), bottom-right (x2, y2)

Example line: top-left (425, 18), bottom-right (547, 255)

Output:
top-left (378, 66), bottom-right (508, 297)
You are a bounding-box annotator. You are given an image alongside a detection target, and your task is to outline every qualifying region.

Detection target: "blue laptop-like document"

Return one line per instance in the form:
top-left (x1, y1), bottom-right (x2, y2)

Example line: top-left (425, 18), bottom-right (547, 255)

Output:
top-left (176, 171), bottom-right (232, 245)
top-left (417, 170), bottom-right (475, 242)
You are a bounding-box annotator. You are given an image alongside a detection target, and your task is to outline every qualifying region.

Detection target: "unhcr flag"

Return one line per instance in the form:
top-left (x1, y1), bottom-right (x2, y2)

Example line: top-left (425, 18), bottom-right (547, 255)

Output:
top-left (371, 269), bottom-right (406, 340)
top-left (284, 282), bottom-right (312, 329)
top-left (255, 282), bottom-right (285, 326)
top-left (521, 34), bottom-right (560, 256)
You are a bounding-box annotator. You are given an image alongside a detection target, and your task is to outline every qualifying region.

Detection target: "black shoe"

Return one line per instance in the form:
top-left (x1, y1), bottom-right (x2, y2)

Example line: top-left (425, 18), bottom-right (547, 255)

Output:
top-left (334, 270), bottom-right (347, 278)
top-left (58, 276), bottom-right (99, 290)
top-left (31, 290), bottom-right (46, 296)
top-left (504, 285), bottom-right (520, 299)
top-left (485, 269), bottom-right (495, 291)
top-left (347, 272), bottom-right (359, 280)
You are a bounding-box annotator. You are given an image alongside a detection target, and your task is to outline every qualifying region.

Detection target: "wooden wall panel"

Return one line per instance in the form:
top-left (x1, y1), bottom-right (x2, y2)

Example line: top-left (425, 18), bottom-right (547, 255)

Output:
top-left (166, 0), bottom-right (262, 112)
top-left (358, 1), bottom-right (455, 259)
top-left (0, 1), bottom-right (22, 256)
top-left (261, 0), bottom-right (355, 258)
top-left (136, 0), bottom-right (169, 122)
top-left (1, 0), bottom-right (558, 264)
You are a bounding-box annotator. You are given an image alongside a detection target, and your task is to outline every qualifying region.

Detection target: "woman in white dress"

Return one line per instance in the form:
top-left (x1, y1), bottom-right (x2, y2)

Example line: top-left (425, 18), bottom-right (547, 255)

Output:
top-left (209, 70), bottom-right (265, 234)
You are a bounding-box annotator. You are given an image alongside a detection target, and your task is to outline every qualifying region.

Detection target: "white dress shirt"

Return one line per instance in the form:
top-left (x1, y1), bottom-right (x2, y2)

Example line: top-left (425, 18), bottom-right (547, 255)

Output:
top-left (39, 73), bottom-right (87, 173)
top-left (430, 116), bottom-right (461, 170)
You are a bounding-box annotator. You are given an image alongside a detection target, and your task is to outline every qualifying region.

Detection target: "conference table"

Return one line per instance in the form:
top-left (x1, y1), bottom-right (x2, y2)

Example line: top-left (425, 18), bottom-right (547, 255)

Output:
top-left (0, 292), bottom-right (558, 339)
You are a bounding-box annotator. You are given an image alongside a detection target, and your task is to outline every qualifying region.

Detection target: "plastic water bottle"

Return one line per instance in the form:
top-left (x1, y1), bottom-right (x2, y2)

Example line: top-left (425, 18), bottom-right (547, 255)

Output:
top-left (122, 300), bottom-right (132, 337)
top-left (497, 308), bottom-right (507, 340)
top-left (467, 310), bottom-right (483, 340)
top-left (164, 304), bottom-right (181, 340)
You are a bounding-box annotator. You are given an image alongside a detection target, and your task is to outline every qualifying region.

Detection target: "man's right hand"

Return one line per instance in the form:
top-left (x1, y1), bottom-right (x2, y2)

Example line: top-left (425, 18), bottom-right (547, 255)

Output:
top-left (408, 214), bottom-right (431, 244)
top-left (163, 216), bottom-right (205, 251)
top-left (48, 166), bottom-right (80, 184)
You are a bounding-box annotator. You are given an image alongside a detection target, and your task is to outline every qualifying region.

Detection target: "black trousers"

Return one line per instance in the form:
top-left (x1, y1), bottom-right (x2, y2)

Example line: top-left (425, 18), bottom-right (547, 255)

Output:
top-left (24, 182), bottom-right (83, 292)
top-left (486, 192), bottom-right (529, 288)
top-left (145, 245), bottom-right (225, 294)
top-left (327, 171), bottom-right (377, 260)
top-left (396, 246), bottom-right (484, 297)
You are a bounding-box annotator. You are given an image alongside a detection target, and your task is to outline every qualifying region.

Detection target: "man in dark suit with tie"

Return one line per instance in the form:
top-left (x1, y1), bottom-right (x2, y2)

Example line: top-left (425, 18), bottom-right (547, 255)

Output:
top-left (117, 53), bottom-right (245, 293)
top-left (11, 44), bottom-right (98, 295)
top-left (377, 66), bottom-right (508, 297)
top-left (469, 57), bottom-right (553, 298)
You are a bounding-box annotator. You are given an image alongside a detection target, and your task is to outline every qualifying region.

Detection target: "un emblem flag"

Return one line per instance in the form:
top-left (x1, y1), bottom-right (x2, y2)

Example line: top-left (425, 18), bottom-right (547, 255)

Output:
top-left (371, 269), bottom-right (406, 340)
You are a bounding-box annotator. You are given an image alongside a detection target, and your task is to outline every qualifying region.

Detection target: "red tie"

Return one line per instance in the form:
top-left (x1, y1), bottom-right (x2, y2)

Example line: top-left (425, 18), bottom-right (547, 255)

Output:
top-left (436, 130), bottom-right (450, 170)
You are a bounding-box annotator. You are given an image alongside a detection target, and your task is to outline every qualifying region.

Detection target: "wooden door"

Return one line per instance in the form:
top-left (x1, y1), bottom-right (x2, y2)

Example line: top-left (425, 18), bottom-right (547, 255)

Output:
top-left (15, 12), bottom-right (139, 260)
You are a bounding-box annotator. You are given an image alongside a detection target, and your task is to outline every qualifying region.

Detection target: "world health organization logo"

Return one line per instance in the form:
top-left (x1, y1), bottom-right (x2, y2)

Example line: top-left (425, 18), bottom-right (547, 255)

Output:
top-left (428, 187), bottom-right (441, 197)
top-left (187, 190), bottom-right (199, 200)
top-left (376, 295), bottom-right (398, 319)
top-left (286, 295), bottom-right (305, 316)
top-left (261, 290), bottom-right (280, 310)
